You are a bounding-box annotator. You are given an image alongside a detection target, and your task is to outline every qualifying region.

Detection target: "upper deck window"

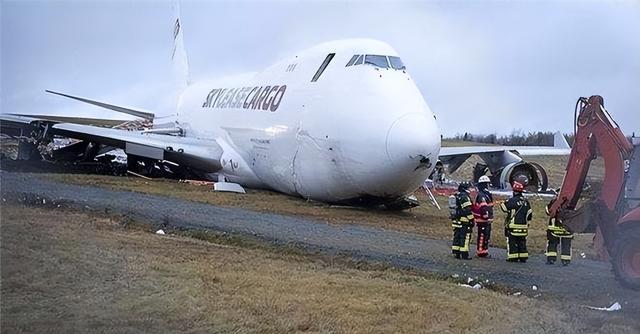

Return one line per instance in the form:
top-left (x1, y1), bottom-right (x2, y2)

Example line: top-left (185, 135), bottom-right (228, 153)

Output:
top-left (311, 53), bottom-right (335, 82)
top-left (389, 56), bottom-right (406, 70)
top-left (364, 55), bottom-right (389, 69)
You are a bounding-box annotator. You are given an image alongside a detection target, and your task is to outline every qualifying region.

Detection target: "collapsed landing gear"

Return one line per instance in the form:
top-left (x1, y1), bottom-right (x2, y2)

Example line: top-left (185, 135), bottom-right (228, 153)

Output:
top-left (612, 224), bottom-right (640, 290)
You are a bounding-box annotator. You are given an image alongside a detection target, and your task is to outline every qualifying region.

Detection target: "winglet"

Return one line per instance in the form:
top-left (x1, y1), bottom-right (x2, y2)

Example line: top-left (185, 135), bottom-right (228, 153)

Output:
top-left (553, 131), bottom-right (571, 149)
top-left (45, 90), bottom-right (155, 121)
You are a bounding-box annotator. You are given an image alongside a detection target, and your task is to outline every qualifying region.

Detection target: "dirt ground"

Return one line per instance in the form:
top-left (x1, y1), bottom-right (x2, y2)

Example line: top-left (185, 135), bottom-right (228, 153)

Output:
top-left (41, 172), bottom-right (596, 258)
top-left (2, 203), bottom-right (638, 334)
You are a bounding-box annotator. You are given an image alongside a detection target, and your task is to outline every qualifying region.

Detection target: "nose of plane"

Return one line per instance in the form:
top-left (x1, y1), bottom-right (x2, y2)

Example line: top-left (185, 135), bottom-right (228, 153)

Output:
top-left (385, 112), bottom-right (440, 172)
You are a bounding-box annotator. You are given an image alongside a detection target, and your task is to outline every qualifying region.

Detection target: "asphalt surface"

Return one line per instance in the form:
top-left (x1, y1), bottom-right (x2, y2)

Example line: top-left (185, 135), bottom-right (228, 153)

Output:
top-left (2, 171), bottom-right (639, 313)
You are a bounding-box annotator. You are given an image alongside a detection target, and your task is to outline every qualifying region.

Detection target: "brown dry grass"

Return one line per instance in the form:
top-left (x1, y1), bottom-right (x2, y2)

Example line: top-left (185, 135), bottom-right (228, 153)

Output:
top-left (2, 203), bottom-right (635, 333)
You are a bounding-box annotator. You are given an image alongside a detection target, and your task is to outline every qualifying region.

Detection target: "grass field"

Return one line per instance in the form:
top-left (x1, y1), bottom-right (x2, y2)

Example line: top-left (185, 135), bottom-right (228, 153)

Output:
top-left (3, 203), bottom-right (636, 333)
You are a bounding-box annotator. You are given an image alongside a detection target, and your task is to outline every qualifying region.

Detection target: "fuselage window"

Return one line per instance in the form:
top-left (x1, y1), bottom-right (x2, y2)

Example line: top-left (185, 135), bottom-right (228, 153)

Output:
top-left (311, 53), bottom-right (336, 82)
top-left (345, 55), bottom-right (358, 67)
top-left (389, 56), bottom-right (406, 70)
top-left (364, 55), bottom-right (389, 69)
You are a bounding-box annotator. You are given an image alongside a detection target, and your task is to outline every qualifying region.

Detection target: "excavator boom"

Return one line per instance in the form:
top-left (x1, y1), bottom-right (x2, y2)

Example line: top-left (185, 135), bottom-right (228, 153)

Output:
top-left (550, 95), bottom-right (639, 289)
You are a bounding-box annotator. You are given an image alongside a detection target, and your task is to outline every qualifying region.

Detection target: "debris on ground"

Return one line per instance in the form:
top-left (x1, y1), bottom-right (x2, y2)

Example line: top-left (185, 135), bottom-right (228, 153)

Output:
top-left (512, 292), bottom-right (522, 296)
top-left (127, 170), bottom-right (153, 180)
top-left (155, 229), bottom-right (166, 235)
top-left (458, 283), bottom-right (482, 289)
top-left (532, 285), bottom-right (538, 291)
top-left (585, 302), bottom-right (622, 312)
top-left (179, 179), bottom-right (215, 186)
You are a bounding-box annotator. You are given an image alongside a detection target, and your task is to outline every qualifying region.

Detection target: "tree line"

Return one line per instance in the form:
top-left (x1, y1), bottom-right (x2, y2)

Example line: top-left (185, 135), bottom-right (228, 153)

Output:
top-left (446, 131), bottom-right (576, 146)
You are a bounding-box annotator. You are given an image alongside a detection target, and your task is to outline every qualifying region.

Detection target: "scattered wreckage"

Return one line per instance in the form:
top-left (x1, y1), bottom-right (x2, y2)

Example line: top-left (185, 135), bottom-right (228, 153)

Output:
top-left (0, 118), bottom-right (196, 179)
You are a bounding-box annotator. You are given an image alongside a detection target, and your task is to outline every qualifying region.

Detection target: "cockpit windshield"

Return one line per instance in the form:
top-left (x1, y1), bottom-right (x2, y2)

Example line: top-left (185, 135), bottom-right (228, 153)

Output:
top-left (388, 56), bottom-right (406, 70)
top-left (364, 55), bottom-right (389, 69)
top-left (346, 54), bottom-right (405, 70)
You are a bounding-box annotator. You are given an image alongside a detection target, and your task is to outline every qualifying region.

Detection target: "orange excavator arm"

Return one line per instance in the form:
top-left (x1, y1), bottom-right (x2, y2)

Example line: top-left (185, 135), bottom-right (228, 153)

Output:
top-left (548, 96), bottom-right (633, 256)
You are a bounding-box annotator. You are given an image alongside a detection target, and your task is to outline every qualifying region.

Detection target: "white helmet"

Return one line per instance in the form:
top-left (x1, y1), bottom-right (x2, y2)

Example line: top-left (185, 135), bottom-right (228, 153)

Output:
top-left (478, 175), bottom-right (491, 184)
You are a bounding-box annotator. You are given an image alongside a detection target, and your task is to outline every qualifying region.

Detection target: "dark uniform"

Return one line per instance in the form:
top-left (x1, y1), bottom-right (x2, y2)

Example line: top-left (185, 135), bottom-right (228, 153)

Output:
top-left (500, 188), bottom-right (532, 262)
top-left (451, 183), bottom-right (475, 260)
top-left (472, 185), bottom-right (494, 257)
top-left (546, 217), bottom-right (573, 265)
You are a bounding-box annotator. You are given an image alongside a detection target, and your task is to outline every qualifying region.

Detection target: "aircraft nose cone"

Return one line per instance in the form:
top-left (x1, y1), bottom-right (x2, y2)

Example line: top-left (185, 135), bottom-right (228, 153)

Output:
top-left (385, 113), bottom-right (440, 171)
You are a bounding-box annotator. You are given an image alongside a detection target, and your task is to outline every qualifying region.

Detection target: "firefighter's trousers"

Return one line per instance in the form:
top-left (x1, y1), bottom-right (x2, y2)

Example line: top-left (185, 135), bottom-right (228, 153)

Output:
top-left (476, 222), bottom-right (491, 257)
top-left (452, 224), bottom-right (472, 258)
top-left (546, 231), bottom-right (572, 262)
top-left (506, 232), bottom-right (528, 262)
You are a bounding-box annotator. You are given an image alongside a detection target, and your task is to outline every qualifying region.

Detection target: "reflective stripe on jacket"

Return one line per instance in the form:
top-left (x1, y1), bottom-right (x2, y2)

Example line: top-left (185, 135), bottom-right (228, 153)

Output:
top-left (547, 218), bottom-right (573, 238)
top-left (473, 189), bottom-right (494, 223)
top-left (453, 191), bottom-right (474, 227)
top-left (500, 193), bottom-right (532, 236)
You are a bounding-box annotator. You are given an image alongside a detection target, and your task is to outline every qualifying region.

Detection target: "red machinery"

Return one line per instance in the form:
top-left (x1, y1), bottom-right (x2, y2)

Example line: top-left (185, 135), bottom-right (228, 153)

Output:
top-left (548, 95), bottom-right (640, 289)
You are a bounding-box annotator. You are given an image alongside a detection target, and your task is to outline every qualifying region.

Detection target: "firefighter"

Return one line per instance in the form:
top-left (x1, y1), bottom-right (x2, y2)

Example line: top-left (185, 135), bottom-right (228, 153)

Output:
top-left (450, 181), bottom-right (475, 260)
top-left (500, 179), bottom-right (532, 262)
top-left (545, 201), bottom-right (573, 266)
top-left (473, 175), bottom-right (494, 258)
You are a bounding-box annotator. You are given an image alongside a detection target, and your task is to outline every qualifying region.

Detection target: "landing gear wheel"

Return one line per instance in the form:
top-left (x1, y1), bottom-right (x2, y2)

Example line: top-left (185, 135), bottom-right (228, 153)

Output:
top-left (612, 223), bottom-right (640, 290)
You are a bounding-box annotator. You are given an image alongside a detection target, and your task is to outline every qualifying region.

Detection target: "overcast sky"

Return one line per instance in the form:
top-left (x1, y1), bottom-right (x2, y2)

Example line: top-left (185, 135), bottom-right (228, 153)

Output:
top-left (2, 0), bottom-right (639, 136)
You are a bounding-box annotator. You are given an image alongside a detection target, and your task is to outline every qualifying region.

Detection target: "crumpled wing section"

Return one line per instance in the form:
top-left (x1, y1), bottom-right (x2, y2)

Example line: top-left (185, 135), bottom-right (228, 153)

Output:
top-left (51, 123), bottom-right (223, 172)
top-left (1, 114), bottom-right (41, 127)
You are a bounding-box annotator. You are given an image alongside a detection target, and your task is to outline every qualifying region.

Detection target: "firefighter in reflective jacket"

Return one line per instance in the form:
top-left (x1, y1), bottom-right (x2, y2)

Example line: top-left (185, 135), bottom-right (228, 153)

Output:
top-left (500, 180), bottom-right (532, 262)
top-left (472, 175), bottom-right (494, 258)
top-left (450, 181), bottom-right (475, 260)
top-left (545, 201), bottom-right (573, 265)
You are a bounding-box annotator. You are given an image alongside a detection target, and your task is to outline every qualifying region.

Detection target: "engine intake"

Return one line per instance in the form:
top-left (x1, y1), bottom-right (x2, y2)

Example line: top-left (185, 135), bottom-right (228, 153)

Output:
top-left (496, 161), bottom-right (549, 192)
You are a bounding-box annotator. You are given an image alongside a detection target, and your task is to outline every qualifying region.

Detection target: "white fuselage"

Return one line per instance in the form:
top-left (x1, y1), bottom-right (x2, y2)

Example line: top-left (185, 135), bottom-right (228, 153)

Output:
top-left (176, 39), bottom-right (441, 203)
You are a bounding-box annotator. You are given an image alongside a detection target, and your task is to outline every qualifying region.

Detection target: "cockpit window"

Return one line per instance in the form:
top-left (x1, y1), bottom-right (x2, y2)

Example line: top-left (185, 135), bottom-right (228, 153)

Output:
top-left (389, 56), bottom-right (406, 70)
top-left (345, 55), bottom-right (358, 67)
top-left (345, 54), bottom-right (405, 70)
top-left (364, 55), bottom-right (389, 69)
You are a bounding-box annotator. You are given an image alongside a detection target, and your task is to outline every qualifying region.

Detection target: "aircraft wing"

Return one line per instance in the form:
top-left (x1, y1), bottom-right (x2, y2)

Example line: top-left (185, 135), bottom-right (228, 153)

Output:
top-left (439, 146), bottom-right (507, 157)
top-left (5, 114), bottom-right (133, 128)
top-left (436, 133), bottom-right (571, 190)
top-left (439, 132), bottom-right (572, 157)
top-left (0, 114), bottom-right (223, 172)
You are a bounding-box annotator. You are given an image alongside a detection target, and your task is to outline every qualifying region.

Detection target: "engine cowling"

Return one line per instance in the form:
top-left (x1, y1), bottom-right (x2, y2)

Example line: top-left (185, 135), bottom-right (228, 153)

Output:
top-left (497, 161), bottom-right (549, 192)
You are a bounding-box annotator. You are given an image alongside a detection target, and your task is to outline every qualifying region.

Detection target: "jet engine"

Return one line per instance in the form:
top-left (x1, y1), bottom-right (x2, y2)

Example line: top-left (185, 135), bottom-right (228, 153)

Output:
top-left (495, 161), bottom-right (548, 192)
top-left (435, 149), bottom-right (550, 192)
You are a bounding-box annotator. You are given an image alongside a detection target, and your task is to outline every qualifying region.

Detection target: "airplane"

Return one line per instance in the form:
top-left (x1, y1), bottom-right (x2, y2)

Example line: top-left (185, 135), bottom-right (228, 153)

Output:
top-left (0, 5), bottom-right (568, 208)
top-left (1, 6), bottom-right (440, 209)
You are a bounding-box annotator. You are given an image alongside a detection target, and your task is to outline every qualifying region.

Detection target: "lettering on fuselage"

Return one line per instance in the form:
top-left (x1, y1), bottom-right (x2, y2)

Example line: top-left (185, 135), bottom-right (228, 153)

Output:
top-left (201, 85), bottom-right (287, 112)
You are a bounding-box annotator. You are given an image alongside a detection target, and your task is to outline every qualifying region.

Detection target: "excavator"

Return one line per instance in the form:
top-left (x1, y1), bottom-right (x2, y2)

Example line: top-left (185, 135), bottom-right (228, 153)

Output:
top-left (547, 95), bottom-right (639, 289)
